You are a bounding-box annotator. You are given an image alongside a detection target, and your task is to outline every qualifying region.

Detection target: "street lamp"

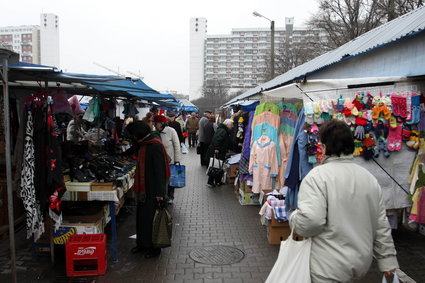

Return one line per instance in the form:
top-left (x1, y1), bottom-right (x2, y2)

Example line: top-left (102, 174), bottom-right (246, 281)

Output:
top-left (253, 11), bottom-right (275, 79)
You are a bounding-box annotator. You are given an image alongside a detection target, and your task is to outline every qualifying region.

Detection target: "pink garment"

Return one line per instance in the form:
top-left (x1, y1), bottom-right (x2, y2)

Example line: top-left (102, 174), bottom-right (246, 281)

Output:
top-left (277, 133), bottom-right (293, 188)
top-left (249, 135), bottom-right (279, 193)
top-left (68, 95), bottom-right (84, 116)
top-left (417, 188), bottom-right (425, 224)
top-left (251, 111), bottom-right (280, 138)
top-left (51, 89), bottom-right (72, 114)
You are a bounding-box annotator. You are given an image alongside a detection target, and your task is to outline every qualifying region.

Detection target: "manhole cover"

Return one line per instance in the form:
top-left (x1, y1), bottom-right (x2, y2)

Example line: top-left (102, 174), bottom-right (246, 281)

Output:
top-left (189, 246), bottom-right (245, 265)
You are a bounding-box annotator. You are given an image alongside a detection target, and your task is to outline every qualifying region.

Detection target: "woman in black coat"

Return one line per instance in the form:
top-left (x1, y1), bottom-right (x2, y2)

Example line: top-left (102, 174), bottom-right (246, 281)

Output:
top-left (126, 121), bottom-right (169, 258)
top-left (205, 119), bottom-right (234, 187)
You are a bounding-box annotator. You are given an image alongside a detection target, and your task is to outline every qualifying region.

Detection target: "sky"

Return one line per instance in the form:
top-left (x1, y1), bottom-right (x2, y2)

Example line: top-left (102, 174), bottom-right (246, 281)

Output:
top-left (0, 0), bottom-right (318, 95)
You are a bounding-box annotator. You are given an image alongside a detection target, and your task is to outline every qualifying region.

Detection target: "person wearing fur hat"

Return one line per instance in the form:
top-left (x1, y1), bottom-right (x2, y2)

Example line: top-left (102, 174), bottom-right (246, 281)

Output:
top-left (125, 121), bottom-right (169, 258)
top-left (154, 115), bottom-right (182, 204)
top-left (288, 120), bottom-right (398, 282)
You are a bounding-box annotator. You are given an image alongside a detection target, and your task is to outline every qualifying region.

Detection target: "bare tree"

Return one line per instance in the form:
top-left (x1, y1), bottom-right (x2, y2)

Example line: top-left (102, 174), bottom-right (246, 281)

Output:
top-left (258, 31), bottom-right (330, 81)
top-left (191, 79), bottom-right (230, 112)
top-left (309, 0), bottom-right (423, 49)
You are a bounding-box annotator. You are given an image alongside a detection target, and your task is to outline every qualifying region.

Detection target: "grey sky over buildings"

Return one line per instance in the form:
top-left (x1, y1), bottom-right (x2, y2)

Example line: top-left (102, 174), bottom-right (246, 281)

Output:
top-left (1, 0), bottom-right (318, 95)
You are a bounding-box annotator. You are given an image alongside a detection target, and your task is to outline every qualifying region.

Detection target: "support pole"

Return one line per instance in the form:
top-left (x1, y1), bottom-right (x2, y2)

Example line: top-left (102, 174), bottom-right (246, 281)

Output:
top-left (2, 57), bottom-right (18, 283)
top-left (270, 20), bottom-right (275, 79)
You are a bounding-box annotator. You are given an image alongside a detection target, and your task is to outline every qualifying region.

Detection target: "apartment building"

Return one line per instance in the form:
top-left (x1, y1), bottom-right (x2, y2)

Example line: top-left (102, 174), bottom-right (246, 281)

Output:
top-left (189, 17), bottom-right (326, 100)
top-left (0, 13), bottom-right (60, 67)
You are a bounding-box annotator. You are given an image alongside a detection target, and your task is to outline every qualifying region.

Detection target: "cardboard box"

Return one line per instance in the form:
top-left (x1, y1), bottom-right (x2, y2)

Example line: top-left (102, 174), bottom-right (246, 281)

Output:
top-left (239, 189), bottom-right (260, 205)
top-left (226, 176), bottom-right (236, 184)
top-left (54, 218), bottom-right (105, 245)
top-left (267, 225), bottom-right (291, 245)
top-left (270, 210), bottom-right (289, 228)
top-left (226, 164), bottom-right (239, 178)
top-left (65, 182), bottom-right (92, 192)
top-left (91, 182), bottom-right (115, 191)
top-left (62, 203), bottom-right (106, 223)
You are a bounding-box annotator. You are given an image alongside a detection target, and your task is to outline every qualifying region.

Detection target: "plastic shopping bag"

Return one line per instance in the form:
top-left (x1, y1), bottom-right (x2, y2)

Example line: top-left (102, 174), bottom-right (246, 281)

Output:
top-left (265, 226), bottom-right (312, 283)
top-left (181, 142), bottom-right (188, 154)
top-left (170, 163), bottom-right (186, 188)
top-left (152, 202), bottom-right (172, 248)
top-left (382, 273), bottom-right (400, 283)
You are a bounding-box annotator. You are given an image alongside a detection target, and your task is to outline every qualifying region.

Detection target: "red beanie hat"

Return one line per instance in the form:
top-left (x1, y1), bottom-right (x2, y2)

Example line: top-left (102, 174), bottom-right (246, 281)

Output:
top-left (153, 115), bottom-right (167, 123)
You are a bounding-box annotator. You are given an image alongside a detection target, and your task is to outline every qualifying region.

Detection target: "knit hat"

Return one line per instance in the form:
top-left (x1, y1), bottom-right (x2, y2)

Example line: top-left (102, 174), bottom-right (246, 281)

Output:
top-left (153, 115), bottom-right (167, 123)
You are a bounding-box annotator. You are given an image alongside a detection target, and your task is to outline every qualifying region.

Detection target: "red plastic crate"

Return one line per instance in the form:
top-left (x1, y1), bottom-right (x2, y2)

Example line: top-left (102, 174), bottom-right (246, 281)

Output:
top-left (65, 234), bottom-right (107, 277)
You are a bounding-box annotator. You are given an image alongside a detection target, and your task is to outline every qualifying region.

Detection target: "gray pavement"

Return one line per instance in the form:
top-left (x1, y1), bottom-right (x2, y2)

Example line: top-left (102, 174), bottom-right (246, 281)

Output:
top-left (0, 148), bottom-right (424, 282)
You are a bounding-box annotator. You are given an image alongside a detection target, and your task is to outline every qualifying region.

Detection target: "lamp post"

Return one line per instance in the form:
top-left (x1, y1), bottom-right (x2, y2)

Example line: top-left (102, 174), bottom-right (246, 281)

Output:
top-left (253, 11), bottom-right (275, 79)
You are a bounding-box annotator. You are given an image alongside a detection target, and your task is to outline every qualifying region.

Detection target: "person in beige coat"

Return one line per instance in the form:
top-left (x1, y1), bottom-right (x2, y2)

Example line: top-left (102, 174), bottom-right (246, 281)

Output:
top-left (289, 120), bottom-right (398, 283)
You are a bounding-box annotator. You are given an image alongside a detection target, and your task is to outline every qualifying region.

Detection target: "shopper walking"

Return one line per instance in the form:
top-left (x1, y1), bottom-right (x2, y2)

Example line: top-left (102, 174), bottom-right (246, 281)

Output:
top-left (289, 120), bottom-right (398, 282)
top-left (154, 115), bottom-right (182, 204)
top-left (186, 113), bottom-right (199, 147)
top-left (125, 121), bottom-right (169, 259)
top-left (167, 111), bottom-right (184, 144)
top-left (205, 119), bottom-right (234, 187)
top-left (198, 110), bottom-right (215, 166)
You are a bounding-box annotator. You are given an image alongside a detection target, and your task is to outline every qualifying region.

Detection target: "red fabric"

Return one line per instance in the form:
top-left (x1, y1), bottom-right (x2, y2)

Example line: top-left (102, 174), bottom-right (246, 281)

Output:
top-left (343, 109), bottom-right (352, 116)
top-left (154, 115), bottom-right (167, 123)
top-left (134, 138), bottom-right (170, 194)
top-left (355, 116), bottom-right (368, 126)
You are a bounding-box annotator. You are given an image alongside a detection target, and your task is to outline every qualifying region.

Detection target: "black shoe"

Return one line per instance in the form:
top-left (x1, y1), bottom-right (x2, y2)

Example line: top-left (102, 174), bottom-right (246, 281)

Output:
top-left (131, 246), bottom-right (147, 254)
top-left (216, 182), bottom-right (225, 187)
top-left (144, 248), bottom-right (161, 258)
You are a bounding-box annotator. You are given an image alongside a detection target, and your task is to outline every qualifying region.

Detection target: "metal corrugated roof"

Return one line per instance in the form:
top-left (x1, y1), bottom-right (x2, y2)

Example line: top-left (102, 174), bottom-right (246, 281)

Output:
top-left (225, 5), bottom-right (425, 106)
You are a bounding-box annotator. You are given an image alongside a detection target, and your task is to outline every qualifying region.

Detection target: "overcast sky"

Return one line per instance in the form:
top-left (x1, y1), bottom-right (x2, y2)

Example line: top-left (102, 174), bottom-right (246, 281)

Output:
top-left (1, 0), bottom-right (318, 95)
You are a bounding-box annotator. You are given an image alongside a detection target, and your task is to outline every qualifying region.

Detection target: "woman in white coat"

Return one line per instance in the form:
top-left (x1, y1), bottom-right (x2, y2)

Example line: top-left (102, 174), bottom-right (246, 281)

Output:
top-left (289, 120), bottom-right (398, 282)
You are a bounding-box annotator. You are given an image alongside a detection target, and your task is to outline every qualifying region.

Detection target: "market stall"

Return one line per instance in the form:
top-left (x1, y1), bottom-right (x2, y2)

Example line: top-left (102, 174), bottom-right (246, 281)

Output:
top-left (0, 54), bottom-right (178, 266)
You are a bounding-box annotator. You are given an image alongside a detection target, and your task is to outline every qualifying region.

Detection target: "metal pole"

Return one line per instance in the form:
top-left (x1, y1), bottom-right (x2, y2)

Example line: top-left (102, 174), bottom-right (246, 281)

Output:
top-left (270, 20), bottom-right (275, 79)
top-left (2, 58), bottom-right (18, 283)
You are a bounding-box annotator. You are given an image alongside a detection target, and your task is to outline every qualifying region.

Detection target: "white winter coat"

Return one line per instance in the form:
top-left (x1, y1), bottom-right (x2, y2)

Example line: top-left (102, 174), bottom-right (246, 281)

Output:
top-left (290, 155), bottom-right (399, 283)
top-left (158, 126), bottom-right (181, 164)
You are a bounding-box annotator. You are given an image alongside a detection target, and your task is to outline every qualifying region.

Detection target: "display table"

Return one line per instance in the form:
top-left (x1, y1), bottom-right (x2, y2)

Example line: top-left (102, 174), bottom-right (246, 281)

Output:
top-left (60, 173), bottom-right (134, 262)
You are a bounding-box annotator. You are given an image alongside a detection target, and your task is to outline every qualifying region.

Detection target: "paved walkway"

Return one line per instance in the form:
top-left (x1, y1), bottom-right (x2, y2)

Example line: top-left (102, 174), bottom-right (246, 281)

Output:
top-left (0, 148), bottom-right (424, 282)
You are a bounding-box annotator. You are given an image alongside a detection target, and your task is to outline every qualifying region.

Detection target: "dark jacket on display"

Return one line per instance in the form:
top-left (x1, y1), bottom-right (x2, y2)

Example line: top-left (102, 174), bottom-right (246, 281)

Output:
top-left (205, 123), bottom-right (231, 162)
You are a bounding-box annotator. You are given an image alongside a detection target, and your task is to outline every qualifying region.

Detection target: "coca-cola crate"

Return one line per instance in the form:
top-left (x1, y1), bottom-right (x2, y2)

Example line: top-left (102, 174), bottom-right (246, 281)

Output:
top-left (65, 234), bottom-right (107, 277)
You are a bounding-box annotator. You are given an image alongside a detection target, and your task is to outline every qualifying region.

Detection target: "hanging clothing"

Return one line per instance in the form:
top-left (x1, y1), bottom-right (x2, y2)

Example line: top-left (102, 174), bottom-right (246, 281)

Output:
top-left (20, 110), bottom-right (45, 240)
top-left (249, 135), bottom-right (279, 193)
top-left (254, 102), bottom-right (280, 116)
top-left (83, 97), bottom-right (101, 122)
top-left (252, 123), bottom-right (280, 165)
top-left (46, 106), bottom-right (66, 229)
top-left (284, 108), bottom-right (312, 209)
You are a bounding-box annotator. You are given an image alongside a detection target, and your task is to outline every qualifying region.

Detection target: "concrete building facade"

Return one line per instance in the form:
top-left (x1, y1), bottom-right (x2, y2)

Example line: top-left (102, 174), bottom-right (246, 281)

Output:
top-left (0, 13), bottom-right (59, 67)
top-left (189, 17), bottom-right (326, 100)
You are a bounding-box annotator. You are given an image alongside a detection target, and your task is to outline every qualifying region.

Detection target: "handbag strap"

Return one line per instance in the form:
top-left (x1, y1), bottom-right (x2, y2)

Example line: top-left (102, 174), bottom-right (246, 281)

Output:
top-left (214, 153), bottom-right (223, 168)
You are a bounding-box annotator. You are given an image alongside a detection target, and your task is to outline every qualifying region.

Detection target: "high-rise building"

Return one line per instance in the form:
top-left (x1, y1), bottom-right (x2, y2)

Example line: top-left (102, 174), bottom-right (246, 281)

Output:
top-left (0, 13), bottom-right (60, 67)
top-left (189, 17), bottom-right (326, 100)
top-left (189, 17), bottom-right (208, 101)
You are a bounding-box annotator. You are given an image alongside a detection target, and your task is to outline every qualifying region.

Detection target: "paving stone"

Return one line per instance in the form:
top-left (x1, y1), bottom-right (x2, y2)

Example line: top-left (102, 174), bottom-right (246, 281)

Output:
top-left (0, 149), bottom-right (424, 282)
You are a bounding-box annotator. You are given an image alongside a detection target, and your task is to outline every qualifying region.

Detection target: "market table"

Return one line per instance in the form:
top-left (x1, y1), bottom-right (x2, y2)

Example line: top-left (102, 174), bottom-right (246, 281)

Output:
top-left (60, 173), bottom-right (134, 262)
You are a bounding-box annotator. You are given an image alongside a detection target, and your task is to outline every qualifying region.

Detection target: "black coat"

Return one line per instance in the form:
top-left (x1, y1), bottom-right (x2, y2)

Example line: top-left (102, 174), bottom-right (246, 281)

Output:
top-left (205, 123), bottom-right (231, 162)
top-left (136, 135), bottom-right (167, 248)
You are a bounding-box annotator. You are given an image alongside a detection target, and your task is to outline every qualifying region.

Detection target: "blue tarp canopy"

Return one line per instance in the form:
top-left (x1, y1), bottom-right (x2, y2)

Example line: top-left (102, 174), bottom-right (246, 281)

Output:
top-left (3, 61), bottom-right (177, 104)
top-left (178, 99), bottom-right (198, 112)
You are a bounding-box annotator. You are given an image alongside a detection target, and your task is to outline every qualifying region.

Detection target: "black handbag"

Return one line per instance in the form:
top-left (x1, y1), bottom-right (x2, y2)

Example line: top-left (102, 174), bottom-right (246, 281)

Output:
top-left (196, 144), bottom-right (201, 154)
top-left (152, 201), bottom-right (172, 248)
top-left (207, 156), bottom-right (224, 179)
